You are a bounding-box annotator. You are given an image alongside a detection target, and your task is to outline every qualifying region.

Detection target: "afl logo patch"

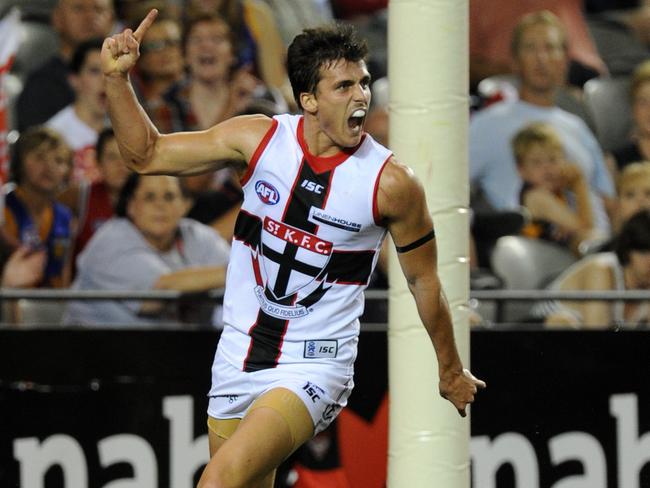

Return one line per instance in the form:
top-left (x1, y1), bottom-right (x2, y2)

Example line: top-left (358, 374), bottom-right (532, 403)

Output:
top-left (255, 180), bottom-right (280, 205)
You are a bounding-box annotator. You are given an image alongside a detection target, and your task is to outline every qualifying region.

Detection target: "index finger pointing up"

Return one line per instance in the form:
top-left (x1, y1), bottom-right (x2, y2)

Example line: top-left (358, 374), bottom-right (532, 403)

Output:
top-left (133, 9), bottom-right (158, 42)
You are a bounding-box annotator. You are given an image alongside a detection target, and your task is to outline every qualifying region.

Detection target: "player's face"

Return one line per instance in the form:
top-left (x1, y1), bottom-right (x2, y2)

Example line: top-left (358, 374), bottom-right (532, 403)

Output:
top-left (618, 177), bottom-right (650, 224)
top-left (514, 24), bottom-right (567, 94)
top-left (627, 250), bottom-right (650, 288)
top-left (518, 143), bottom-right (565, 192)
top-left (633, 82), bottom-right (650, 137)
top-left (98, 137), bottom-right (130, 192)
top-left (22, 143), bottom-right (71, 195)
top-left (311, 59), bottom-right (371, 149)
top-left (185, 19), bottom-right (235, 82)
top-left (127, 176), bottom-right (188, 246)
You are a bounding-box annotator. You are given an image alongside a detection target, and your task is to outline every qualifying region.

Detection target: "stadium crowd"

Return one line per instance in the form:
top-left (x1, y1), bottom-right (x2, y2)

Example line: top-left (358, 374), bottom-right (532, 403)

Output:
top-left (0, 0), bottom-right (649, 329)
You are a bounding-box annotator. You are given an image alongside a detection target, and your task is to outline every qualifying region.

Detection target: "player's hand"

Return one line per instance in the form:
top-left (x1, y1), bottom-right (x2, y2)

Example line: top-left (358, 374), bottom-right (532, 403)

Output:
top-left (439, 368), bottom-right (486, 417)
top-left (101, 9), bottom-right (158, 77)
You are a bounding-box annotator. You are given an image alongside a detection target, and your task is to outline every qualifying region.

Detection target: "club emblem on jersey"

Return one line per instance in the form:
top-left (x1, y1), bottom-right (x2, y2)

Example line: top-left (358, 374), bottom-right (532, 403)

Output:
top-left (260, 216), bottom-right (332, 301)
top-left (255, 180), bottom-right (280, 205)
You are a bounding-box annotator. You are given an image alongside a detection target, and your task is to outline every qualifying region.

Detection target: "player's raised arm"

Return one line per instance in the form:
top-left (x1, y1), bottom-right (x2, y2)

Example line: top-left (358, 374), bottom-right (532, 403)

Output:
top-left (101, 10), bottom-right (270, 176)
top-left (377, 158), bottom-right (486, 417)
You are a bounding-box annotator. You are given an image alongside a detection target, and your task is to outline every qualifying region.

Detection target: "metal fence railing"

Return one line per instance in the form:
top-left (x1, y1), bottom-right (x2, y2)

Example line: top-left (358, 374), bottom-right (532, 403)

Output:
top-left (1, 287), bottom-right (649, 330)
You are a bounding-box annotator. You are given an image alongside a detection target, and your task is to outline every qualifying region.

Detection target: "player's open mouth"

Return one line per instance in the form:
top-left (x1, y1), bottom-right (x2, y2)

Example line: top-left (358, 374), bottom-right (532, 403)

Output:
top-left (348, 109), bottom-right (366, 132)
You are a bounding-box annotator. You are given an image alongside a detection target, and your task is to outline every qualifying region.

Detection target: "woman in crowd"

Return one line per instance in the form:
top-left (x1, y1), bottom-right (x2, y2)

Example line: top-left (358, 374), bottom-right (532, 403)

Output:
top-left (184, 0), bottom-right (296, 110)
top-left (154, 12), bottom-right (269, 133)
top-left (535, 209), bottom-right (650, 328)
top-left (64, 173), bottom-right (230, 326)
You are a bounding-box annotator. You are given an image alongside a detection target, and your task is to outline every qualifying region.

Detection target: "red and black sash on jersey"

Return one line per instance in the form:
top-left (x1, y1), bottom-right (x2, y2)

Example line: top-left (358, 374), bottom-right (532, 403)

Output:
top-left (233, 161), bottom-right (376, 372)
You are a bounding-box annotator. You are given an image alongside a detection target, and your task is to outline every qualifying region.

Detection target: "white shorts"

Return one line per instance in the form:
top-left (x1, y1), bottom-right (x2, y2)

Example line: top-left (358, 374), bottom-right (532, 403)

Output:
top-left (207, 347), bottom-right (354, 435)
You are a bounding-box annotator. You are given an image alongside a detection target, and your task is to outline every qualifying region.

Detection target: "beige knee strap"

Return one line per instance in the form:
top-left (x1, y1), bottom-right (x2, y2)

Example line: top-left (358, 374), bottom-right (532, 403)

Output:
top-left (248, 387), bottom-right (315, 452)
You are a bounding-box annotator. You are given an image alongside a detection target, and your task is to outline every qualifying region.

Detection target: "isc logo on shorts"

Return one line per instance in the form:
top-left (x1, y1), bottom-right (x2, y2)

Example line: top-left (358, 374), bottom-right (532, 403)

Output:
top-left (303, 340), bottom-right (338, 359)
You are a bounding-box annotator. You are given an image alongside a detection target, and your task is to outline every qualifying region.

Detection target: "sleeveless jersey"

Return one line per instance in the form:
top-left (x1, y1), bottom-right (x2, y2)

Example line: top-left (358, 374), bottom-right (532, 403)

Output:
top-left (220, 114), bottom-right (392, 372)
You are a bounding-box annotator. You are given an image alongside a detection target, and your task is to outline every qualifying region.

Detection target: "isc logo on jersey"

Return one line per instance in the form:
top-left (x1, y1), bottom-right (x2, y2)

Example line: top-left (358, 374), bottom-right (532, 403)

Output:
top-left (255, 180), bottom-right (280, 205)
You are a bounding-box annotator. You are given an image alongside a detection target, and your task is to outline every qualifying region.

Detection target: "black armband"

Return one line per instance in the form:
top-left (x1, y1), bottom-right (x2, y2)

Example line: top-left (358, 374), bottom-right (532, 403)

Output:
top-left (395, 229), bottom-right (436, 253)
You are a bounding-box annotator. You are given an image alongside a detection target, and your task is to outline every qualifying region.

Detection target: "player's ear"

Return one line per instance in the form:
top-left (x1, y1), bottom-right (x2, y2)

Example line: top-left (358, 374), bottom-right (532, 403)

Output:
top-left (300, 92), bottom-right (317, 114)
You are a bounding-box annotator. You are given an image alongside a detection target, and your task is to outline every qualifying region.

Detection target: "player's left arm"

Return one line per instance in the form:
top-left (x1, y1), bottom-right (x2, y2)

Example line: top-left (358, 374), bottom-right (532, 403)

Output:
top-left (377, 157), bottom-right (486, 416)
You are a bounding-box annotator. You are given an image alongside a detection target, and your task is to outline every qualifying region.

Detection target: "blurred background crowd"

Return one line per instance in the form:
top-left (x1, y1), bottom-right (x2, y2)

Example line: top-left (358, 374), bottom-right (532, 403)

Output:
top-left (0, 0), bottom-right (649, 329)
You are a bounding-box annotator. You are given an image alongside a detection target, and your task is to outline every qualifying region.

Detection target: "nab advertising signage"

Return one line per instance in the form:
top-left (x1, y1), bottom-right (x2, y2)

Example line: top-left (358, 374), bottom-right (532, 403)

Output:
top-left (1, 329), bottom-right (648, 487)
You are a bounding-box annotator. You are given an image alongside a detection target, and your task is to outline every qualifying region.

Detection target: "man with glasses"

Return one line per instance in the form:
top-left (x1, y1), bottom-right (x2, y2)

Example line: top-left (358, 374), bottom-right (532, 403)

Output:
top-left (132, 15), bottom-right (184, 121)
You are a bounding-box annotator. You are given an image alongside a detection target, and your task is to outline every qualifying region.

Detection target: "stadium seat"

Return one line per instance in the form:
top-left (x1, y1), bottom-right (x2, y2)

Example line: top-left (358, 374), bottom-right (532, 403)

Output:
top-left (491, 235), bottom-right (577, 289)
top-left (583, 76), bottom-right (633, 152)
top-left (489, 236), bottom-right (577, 323)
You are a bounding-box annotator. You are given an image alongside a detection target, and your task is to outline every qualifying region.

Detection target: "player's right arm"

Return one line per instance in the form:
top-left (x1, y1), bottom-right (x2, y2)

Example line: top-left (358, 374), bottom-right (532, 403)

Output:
top-left (101, 10), bottom-right (271, 176)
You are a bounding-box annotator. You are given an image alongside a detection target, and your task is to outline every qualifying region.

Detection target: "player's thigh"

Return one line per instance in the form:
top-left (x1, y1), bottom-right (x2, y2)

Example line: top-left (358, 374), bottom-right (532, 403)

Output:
top-left (206, 417), bottom-right (240, 457)
top-left (205, 429), bottom-right (276, 488)
top-left (200, 388), bottom-right (313, 487)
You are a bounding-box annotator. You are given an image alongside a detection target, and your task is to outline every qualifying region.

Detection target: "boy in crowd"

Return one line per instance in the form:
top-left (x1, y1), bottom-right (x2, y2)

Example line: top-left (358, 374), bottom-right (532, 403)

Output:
top-left (513, 122), bottom-right (604, 254)
top-left (3, 126), bottom-right (73, 288)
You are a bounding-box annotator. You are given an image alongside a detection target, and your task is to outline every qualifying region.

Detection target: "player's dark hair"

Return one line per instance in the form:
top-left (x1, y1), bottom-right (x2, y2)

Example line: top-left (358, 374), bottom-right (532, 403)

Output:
top-left (615, 209), bottom-right (650, 266)
top-left (69, 38), bottom-right (104, 74)
top-left (287, 23), bottom-right (368, 109)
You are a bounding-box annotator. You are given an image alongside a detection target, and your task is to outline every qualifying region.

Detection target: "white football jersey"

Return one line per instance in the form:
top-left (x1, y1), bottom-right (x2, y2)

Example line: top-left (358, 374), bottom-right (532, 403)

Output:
top-left (219, 114), bottom-right (392, 372)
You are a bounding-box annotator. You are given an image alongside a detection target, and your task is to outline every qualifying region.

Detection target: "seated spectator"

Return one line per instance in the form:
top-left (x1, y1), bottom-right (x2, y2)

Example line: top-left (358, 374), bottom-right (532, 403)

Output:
top-left (154, 13), bottom-right (271, 133)
top-left (58, 128), bottom-right (131, 266)
top-left (616, 161), bottom-right (650, 230)
top-left (64, 173), bottom-right (230, 326)
top-left (513, 122), bottom-right (601, 253)
top-left (16, 0), bottom-right (114, 131)
top-left (470, 11), bottom-right (615, 235)
top-left (591, 161), bottom-right (650, 253)
top-left (46, 39), bottom-right (107, 183)
top-left (534, 209), bottom-right (650, 329)
top-left (132, 13), bottom-right (184, 120)
top-left (2, 126), bottom-right (73, 288)
top-left (470, 0), bottom-right (606, 89)
top-left (612, 60), bottom-right (650, 170)
top-left (184, 0), bottom-right (296, 111)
